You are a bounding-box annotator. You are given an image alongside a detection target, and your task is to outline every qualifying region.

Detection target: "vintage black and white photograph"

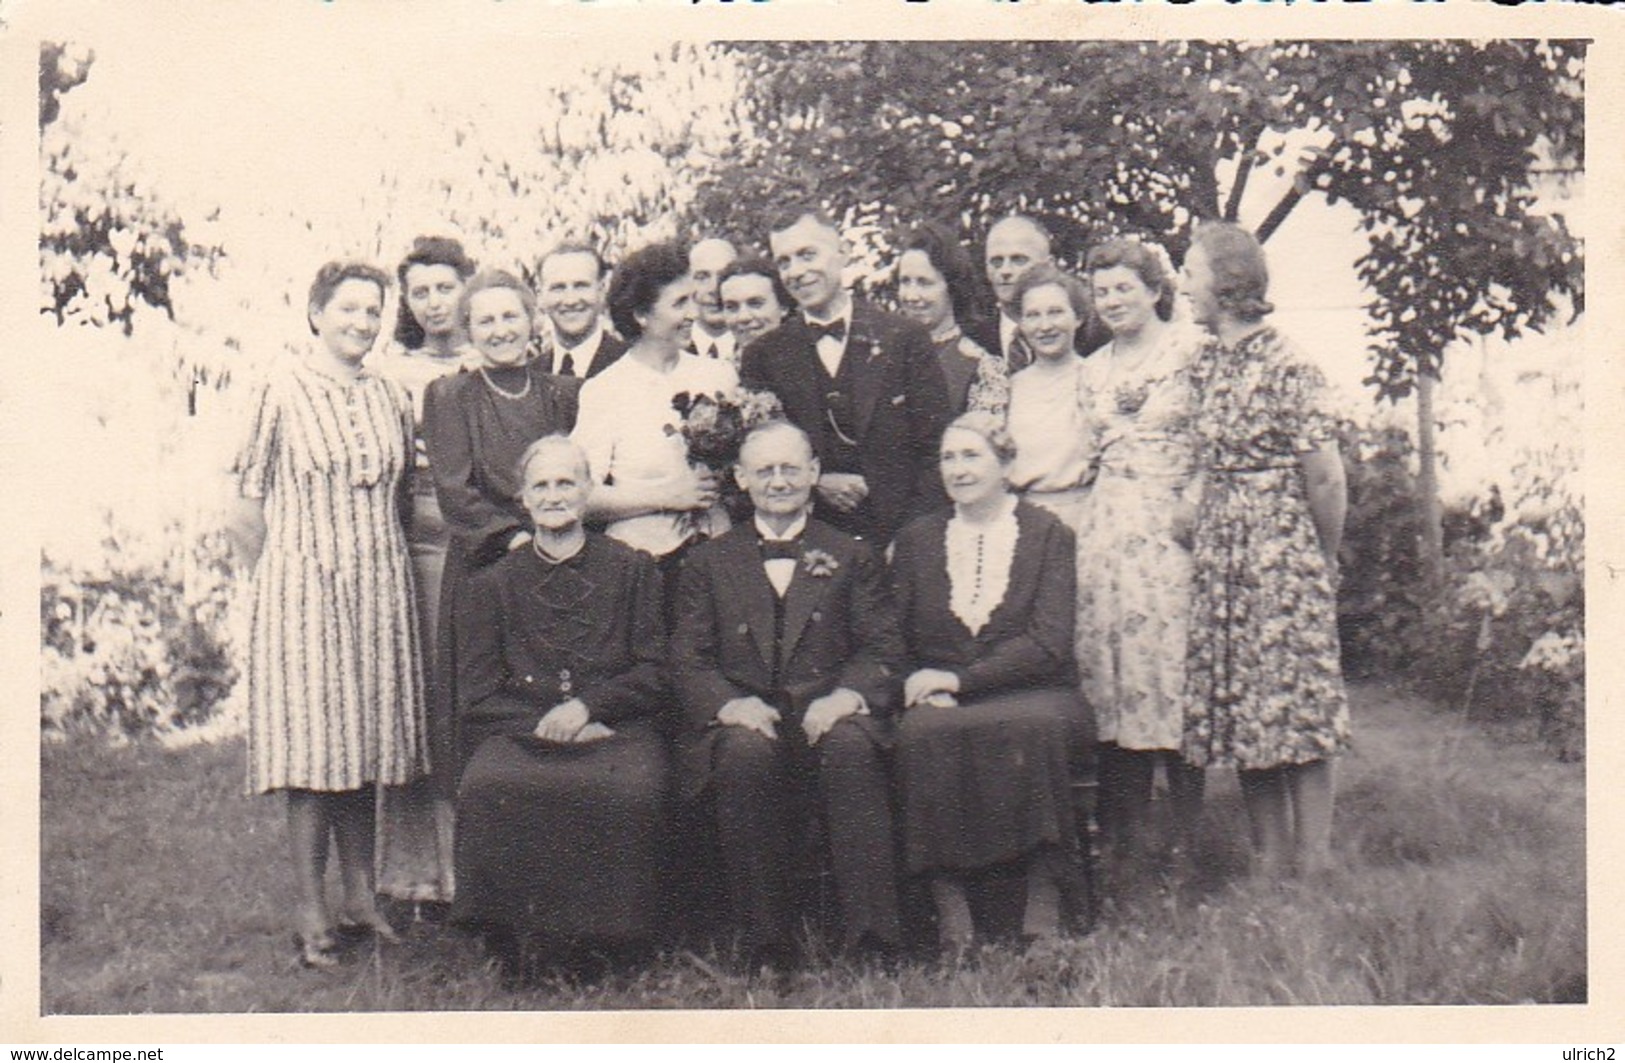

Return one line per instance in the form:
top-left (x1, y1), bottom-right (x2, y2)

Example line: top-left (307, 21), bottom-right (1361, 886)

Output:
top-left (15, 1), bottom-right (1607, 1035)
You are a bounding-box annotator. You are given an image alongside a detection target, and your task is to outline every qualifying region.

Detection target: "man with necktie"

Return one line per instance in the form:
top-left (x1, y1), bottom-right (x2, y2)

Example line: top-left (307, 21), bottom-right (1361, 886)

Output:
top-left (686, 236), bottom-right (740, 366)
top-left (741, 208), bottom-right (951, 545)
top-left (670, 420), bottom-right (904, 973)
top-left (535, 242), bottom-right (628, 379)
top-left (967, 214), bottom-right (1109, 372)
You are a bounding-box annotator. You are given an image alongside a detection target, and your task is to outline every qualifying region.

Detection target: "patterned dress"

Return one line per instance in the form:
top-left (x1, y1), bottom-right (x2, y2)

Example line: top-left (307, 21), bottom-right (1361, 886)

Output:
top-left (1182, 326), bottom-right (1350, 770)
top-left (235, 359), bottom-right (426, 794)
top-left (1074, 328), bottom-right (1202, 752)
top-left (929, 327), bottom-right (1010, 419)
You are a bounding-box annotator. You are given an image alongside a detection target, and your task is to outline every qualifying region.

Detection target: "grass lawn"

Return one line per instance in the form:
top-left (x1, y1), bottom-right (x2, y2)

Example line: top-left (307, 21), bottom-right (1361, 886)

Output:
top-left (39, 681), bottom-right (1585, 1012)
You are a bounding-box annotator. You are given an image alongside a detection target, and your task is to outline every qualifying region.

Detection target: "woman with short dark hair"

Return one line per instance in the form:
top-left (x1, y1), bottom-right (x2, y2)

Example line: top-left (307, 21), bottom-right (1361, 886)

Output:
top-left (1179, 221), bottom-right (1350, 879)
top-left (370, 235), bottom-right (480, 914)
top-left (896, 223), bottom-right (1009, 418)
top-left (717, 255), bottom-right (792, 350)
top-left (228, 260), bottom-right (425, 968)
top-left (572, 243), bottom-right (736, 600)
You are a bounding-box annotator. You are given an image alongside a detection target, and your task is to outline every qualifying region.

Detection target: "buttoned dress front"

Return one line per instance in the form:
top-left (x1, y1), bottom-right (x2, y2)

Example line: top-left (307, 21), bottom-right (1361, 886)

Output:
top-left (448, 537), bottom-right (669, 944)
top-left (235, 360), bottom-right (426, 794)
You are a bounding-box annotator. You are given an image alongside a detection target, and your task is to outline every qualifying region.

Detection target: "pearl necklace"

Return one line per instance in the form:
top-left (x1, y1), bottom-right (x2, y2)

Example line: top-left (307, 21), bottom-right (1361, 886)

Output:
top-left (479, 366), bottom-right (532, 400)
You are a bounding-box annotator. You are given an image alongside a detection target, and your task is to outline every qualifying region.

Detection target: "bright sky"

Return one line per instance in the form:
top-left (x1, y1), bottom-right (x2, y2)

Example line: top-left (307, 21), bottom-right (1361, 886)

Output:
top-left (64, 17), bottom-right (1391, 379)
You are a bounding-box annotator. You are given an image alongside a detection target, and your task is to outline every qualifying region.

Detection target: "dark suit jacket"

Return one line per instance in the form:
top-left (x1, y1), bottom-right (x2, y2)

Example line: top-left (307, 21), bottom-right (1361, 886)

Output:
top-left (668, 518), bottom-right (904, 797)
top-left (583, 331), bottom-right (628, 379)
top-left (740, 299), bottom-right (950, 544)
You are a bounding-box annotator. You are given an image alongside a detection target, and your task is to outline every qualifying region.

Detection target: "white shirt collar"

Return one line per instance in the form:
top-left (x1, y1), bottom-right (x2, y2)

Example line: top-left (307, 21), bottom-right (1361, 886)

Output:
top-left (754, 511), bottom-right (810, 542)
top-left (803, 293), bottom-right (853, 330)
top-left (556, 322), bottom-right (603, 354)
top-left (691, 324), bottom-right (736, 357)
top-left (1000, 312), bottom-right (1020, 351)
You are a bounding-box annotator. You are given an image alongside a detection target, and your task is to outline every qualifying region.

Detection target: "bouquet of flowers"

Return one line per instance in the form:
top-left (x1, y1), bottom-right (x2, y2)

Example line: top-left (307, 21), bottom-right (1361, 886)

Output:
top-left (666, 387), bottom-right (786, 527)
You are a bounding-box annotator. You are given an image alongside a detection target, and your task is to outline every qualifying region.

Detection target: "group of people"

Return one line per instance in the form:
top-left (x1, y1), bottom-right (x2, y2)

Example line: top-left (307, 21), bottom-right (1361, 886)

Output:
top-left (224, 205), bottom-right (1350, 981)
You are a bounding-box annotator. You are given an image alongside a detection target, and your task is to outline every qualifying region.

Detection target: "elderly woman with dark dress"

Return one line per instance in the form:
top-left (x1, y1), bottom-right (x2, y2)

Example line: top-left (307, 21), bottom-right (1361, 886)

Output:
top-left (422, 269), bottom-right (580, 789)
top-left (450, 435), bottom-right (670, 979)
top-left (890, 410), bottom-right (1090, 956)
top-left (1180, 221), bottom-right (1350, 879)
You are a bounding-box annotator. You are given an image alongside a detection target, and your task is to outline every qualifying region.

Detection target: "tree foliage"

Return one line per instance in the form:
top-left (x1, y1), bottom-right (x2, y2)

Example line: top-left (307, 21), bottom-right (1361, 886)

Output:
top-left (40, 41), bottom-right (224, 335)
top-left (699, 40), bottom-right (1584, 399)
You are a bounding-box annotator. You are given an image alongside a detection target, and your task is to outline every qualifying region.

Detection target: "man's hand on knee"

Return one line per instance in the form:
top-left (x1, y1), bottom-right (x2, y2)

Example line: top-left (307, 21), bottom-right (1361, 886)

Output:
top-left (802, 688), bottom-right (866, 745)
top-left (717, 697), bottom-right (781, 740)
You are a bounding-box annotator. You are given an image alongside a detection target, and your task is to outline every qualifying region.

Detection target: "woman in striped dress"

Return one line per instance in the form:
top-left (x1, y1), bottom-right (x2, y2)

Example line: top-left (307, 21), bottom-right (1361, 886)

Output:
top-left (228, 261), bottom-right (427, 968)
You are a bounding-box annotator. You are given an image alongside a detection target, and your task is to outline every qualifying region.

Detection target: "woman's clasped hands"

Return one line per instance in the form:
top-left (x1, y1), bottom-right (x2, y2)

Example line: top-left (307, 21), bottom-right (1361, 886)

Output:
top-left (534, 699), bottom-right (614, 744)
top-left (904, 668), bottom-right (961, 709)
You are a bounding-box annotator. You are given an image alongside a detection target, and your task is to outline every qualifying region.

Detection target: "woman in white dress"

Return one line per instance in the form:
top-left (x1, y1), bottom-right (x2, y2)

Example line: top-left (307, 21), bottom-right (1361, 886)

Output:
top-left (571, 242), bottom-right (735, 620)
top-left (1003, 266), bottom-right (1096, 531)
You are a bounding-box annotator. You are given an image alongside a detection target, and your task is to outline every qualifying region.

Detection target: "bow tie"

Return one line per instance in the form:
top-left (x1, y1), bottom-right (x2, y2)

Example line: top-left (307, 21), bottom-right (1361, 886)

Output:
top-left (806, 318), bottom-right (847, 343)
top-left (759, 539), bottom-right (802, 562)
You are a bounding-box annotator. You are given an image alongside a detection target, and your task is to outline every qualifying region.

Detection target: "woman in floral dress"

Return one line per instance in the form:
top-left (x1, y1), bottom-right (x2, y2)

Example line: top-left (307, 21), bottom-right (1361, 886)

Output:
top-left (1180, 222), bottom-right (1350, 878)
top-left (1074, 238), bottom-right (1206, 869)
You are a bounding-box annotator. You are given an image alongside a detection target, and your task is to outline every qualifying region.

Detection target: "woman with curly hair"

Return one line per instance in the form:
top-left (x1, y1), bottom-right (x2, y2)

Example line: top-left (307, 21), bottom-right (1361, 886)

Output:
top-left (571, 242), bottom-right (737, 609)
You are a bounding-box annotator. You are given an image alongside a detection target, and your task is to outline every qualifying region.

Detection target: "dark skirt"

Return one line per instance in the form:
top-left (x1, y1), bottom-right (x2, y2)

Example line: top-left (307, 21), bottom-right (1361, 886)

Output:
top-left (897, 686), bottom-right (1085, 876)
top-left (451, 722), bottom-right (668, 943)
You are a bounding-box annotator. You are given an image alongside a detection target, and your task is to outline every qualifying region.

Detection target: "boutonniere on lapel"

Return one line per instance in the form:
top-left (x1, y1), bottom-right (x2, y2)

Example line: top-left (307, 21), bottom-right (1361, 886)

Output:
top-left (851, 331), bottom-right (884, 365)
top-left (801, 548), bottom-right (840, 578)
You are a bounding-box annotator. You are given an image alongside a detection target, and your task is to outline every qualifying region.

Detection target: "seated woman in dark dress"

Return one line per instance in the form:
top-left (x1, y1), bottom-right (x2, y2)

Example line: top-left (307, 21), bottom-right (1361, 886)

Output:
top-left (450, 435), bottom-right (669, 979)
top-left (890, 410), bottom-right (1088, 956)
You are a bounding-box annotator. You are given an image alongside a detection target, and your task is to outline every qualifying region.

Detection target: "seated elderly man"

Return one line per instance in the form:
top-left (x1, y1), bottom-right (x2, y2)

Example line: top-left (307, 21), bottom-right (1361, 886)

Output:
top-left (449, 434), bottom-right (669, 982)
top-left (670, 419), bottom-right (905, 974)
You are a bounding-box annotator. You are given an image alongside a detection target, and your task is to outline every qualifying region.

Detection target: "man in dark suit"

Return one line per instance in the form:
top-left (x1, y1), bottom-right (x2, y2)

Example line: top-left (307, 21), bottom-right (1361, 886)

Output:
top-left (536, 242), bottom-right (627, 379)
top-left (966, 214), bottom-right (1109, 371)
top-left (740, 209), bottom-right (950, 545)
top-left (670, 420), bottom-right (903, 971)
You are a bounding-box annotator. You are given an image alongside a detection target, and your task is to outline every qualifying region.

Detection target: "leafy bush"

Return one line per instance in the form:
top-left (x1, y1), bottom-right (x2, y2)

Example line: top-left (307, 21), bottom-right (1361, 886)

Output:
top-left (1337, 424), bottom-right (1428, 680)
top-left (1336, 423), bottom-right (1584, 760)
top-left (41, 531), bottom-right (238, 743)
